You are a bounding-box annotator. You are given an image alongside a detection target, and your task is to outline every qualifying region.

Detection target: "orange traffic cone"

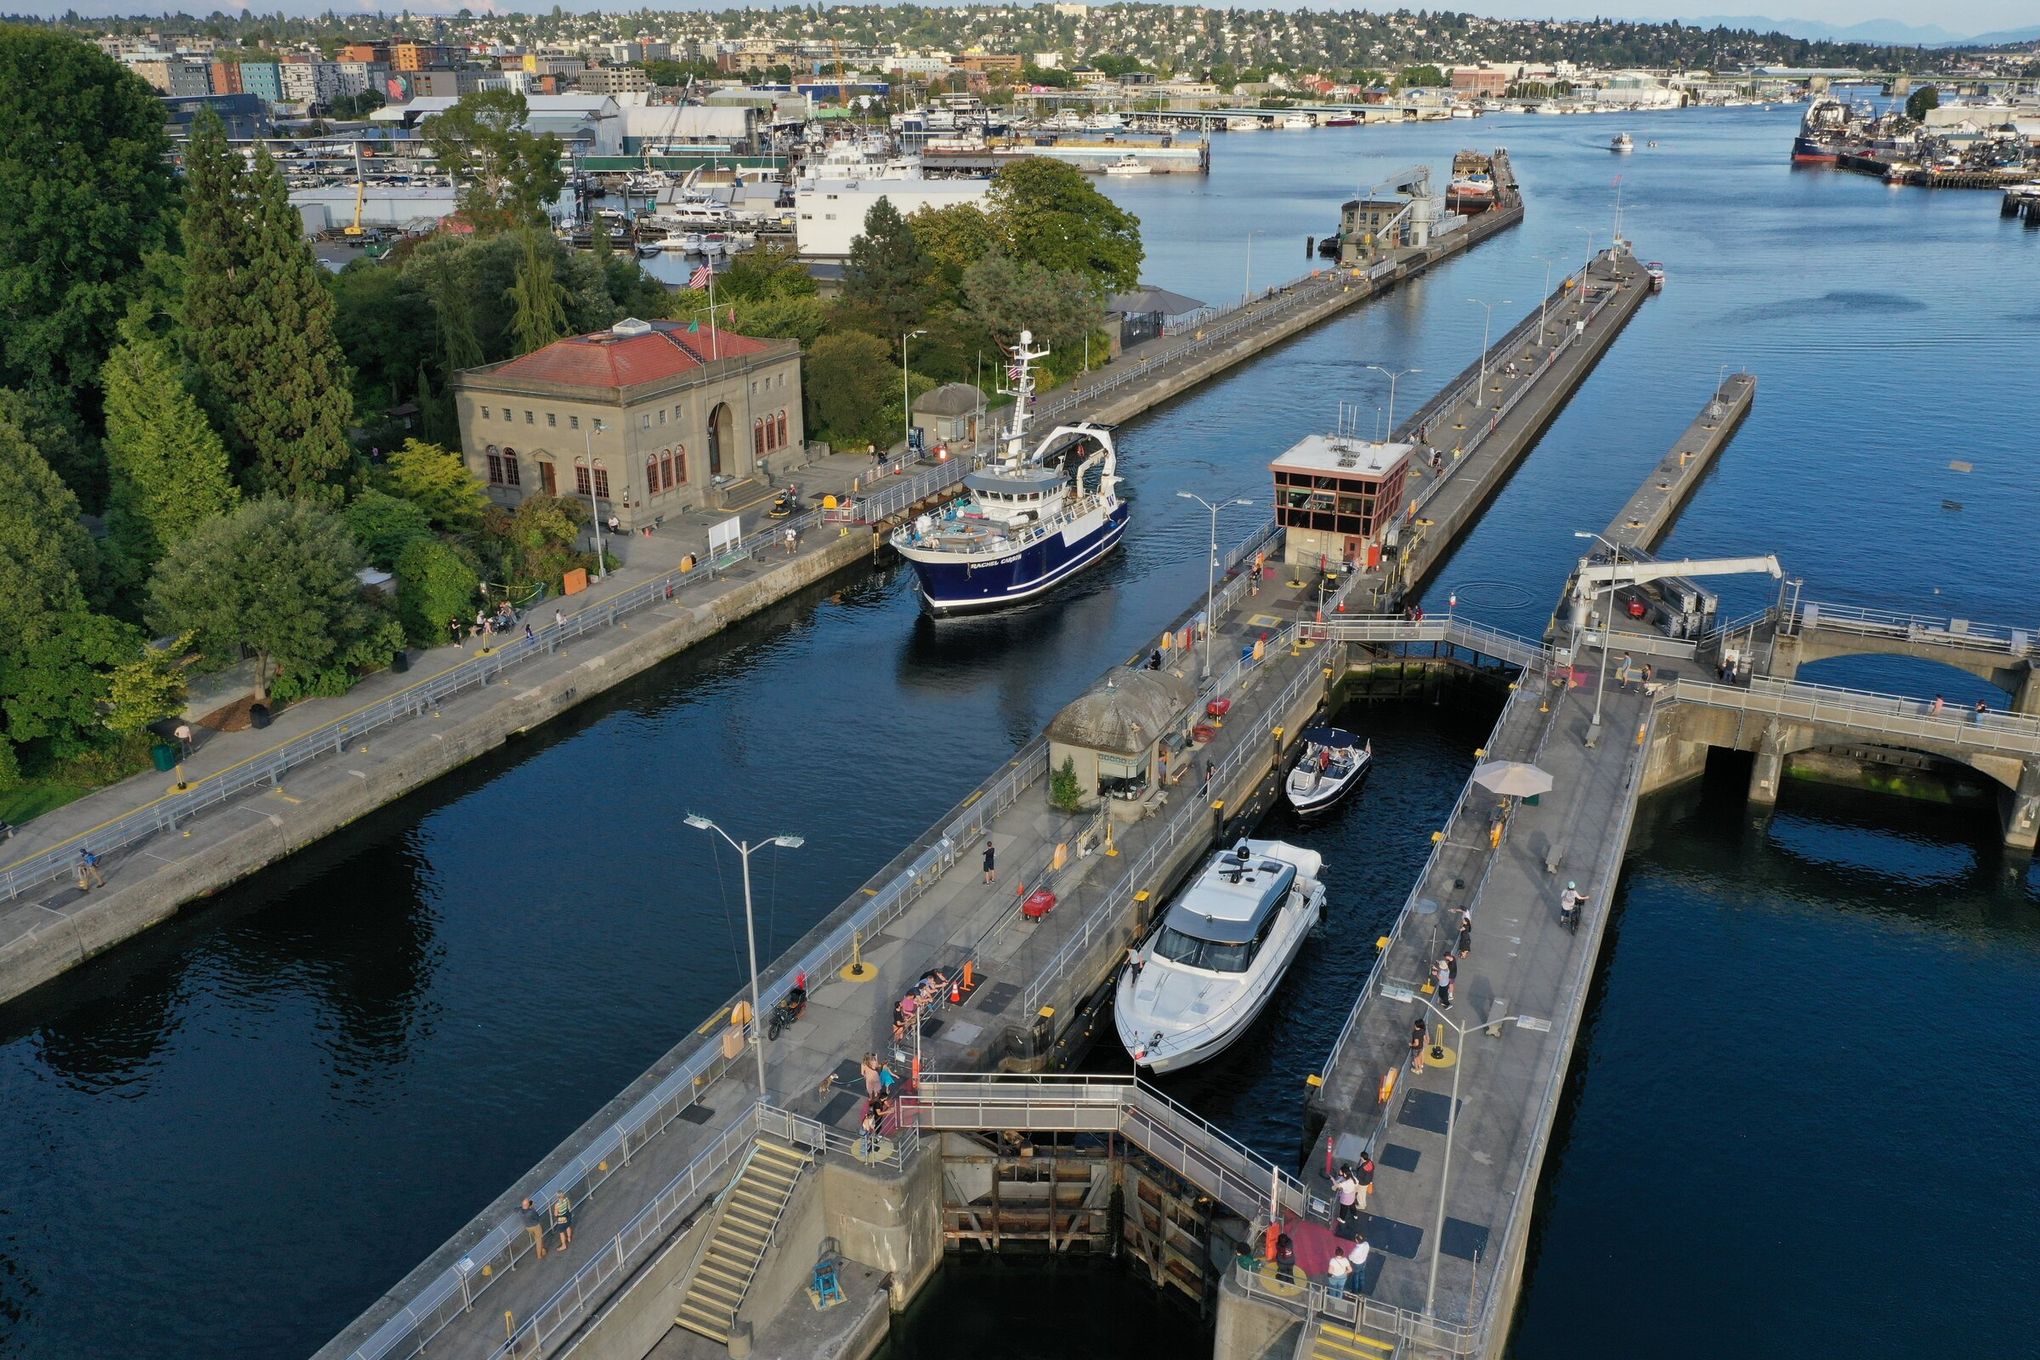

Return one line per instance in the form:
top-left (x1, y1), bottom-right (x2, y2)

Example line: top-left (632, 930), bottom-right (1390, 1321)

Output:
top-left (949, 979), bottom-right (961, 1004)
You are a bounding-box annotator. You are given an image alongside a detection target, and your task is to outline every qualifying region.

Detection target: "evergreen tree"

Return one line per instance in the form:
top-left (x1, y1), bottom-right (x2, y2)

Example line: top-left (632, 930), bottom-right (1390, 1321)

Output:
top-left (843, 198), bottom-right (937, 344)
top-left (506, 231), bottom-right (571, 356)
top-left (100, 320), bottom-right (238, 589)
top-left (185, 138), bottom-right (355, 499)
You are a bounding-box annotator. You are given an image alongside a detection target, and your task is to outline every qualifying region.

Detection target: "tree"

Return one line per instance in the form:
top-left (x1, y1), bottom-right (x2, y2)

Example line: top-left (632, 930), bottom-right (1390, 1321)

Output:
top-left (733, 295), bottom-right (834, 348)
top-left (329, 260), bottom-right (441, 412)
top-left (481, 493), bottom-right (588, 592)
top-left (0, 29), bottom-right (177, 452)
top-left (804, 331), bottom-right (898, 448)
top-left (404, 237), bottom-right (489, 376)
top-left (104, 634), bottom-right (192, 736)
top-left (910, 202), bottom-right (996, 291)
top-left (1905, 85), bottom-right (1939, 121)
top-left (146, 497), bottom-right (369, 703)
top-left (961, 254), bottom-right (1106, 356)
top-left (377, 438), bottom-right (490, 534)
top-left (987, 158), bottom-right (1143, 292)
top-left (394, 536), bottom-right (481, 645)
top-left (422, 89), bottom-right (568, 235)
top-left (506, 229), bottom-right (571, 355)
top-left (184, 126), bottom-right (356, 498)
top-left (716, 243), bottom-right (819, 304)
top-left (344, 488), bottom-right (433, 570)
top-left (100, 321), bottom-right (238, 589)
top-left (844, 198), bottom-right (937, 341)
top-left (1398, 65), bottom-right (1448, 88)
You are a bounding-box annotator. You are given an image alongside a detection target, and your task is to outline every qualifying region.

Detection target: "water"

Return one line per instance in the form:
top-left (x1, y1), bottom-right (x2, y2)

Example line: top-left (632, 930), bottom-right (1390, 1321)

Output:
top-left (2, 107), bottom-right (2036, 1359)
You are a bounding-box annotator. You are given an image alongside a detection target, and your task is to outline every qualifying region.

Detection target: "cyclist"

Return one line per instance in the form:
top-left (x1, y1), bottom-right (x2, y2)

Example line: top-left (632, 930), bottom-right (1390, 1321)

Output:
top-left (1559, 881), bottom-right (1587, 932)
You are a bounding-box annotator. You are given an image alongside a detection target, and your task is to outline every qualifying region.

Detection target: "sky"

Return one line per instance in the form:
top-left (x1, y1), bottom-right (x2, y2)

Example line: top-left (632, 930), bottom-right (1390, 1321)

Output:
top-left (11, 1), bottom-right (2032, 40)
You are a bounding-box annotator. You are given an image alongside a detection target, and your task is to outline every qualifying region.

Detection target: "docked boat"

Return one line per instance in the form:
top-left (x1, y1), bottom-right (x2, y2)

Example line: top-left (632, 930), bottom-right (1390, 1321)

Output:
top-left (1283, 730), bottom-right (1372, 816)
top-left (1281, 112), bottom-right (1313, 130)
top-left (1611, 132), bottom-right (1634, 153)
top-left (889, 331), bottom-right (1126, 614)
top-left (1644, 260), bottom-right (1667, 291)
top-left (1116, 840), bottom-right (1328, 1075)
top-left (1445, 173), bottom-right (1496, 214)
top-left (1104, 154), bottom-right (1152, 175)
top-left (632, 239), bottom-right (662, 258)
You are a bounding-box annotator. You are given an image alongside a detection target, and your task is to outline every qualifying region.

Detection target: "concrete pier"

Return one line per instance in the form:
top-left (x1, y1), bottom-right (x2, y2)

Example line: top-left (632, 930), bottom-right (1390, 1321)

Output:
top-left (1603, 371), bottom-right (1754, 555)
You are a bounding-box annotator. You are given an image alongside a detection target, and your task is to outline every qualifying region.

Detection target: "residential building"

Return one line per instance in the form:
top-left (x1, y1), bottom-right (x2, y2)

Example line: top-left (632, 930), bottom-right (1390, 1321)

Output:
top-left (452, 318), bottom-right (804, 530)
top-left (239, 59), bottom-right (283, 103)
top-left (956, 52), bottom-right (1024, 77)
top-left (340, 42), bottom-right (390, 65)
top-left (1450, 66), bottom-right (1508, 96)
top-left (408, 68), bottom-right (497, 99)
top-left (393, 42), bottom-right (457, 72)
top-left (130, 56), bottom-right (213, 96)
top-left (794, 177), bottom-right (992, 259)
top-left (332, 61), bottom-right (390, 99)
top-left (572, 66), bottom-right (649, 96)
top-left (522, 53), bottom-right (587, 78)
top-left (209, 60), bottom-right (242, 94)
top-left (604, 40), bottom-right (643, 64)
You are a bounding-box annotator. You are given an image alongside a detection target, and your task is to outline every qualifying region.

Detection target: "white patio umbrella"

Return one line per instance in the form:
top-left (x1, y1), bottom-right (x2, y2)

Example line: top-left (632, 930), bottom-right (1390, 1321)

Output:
top-left (1471, 760), bottom-right (1554, 798)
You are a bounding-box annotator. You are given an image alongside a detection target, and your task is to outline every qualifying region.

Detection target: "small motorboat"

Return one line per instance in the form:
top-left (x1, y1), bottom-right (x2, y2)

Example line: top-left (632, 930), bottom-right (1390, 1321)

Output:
top-left (1644, 261), bottom-right (1666, 291)
top-left (1284, 728), bottom-right (1372, 816)
top-left (1116, 840), bottom-right (1327, 1074)
top-left (633, 240), bottom-right (662, 258)
top-left (1104, 154), bottom-right (1152, 175)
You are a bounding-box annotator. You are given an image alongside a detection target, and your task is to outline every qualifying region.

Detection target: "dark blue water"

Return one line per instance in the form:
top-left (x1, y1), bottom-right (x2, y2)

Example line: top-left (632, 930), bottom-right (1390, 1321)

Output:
top-left (1, 107), bottom-right (2033, 1359)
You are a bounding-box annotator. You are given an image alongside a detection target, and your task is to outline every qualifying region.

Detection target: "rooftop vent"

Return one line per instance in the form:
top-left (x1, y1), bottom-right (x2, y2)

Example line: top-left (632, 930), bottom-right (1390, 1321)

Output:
top-left (611, 317), bottom-right (654, 337)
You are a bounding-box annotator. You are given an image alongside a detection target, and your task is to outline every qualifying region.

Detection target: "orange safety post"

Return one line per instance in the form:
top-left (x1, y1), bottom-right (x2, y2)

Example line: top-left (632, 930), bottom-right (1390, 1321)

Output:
top-left (1378, 1066), bottom-right (1399, 1106)
top-left (962, 960), bottom-right (974, 990)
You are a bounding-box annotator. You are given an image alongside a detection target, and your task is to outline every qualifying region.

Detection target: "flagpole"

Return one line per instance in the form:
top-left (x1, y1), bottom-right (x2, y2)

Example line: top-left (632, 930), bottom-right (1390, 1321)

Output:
top-left (707, 264), bottom-right (719, 359)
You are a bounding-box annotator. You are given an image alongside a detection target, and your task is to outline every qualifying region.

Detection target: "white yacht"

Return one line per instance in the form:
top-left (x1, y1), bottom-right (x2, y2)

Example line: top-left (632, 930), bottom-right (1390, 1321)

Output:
top-left (1116, 840), bottom-right (1327, 1074)
top-left (1281, 112), bottom-right (1314, 130)
top-left (1104, 154), bottom-right (1152, 175)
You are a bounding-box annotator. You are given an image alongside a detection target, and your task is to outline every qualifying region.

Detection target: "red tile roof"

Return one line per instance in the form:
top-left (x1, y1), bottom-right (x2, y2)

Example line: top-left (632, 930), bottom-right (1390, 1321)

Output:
top-left (483, 320), bottom-right (776, 390)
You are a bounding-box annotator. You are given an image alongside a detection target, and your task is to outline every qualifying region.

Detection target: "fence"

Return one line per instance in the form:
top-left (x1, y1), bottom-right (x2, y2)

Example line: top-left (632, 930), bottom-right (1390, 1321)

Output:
top-left (1233, 1259), bottom-right (1478, 1356)
top-left (1666, 675), bottom-right (2040, 758)
top-left (1783, 600), bottom-right (2039, 657)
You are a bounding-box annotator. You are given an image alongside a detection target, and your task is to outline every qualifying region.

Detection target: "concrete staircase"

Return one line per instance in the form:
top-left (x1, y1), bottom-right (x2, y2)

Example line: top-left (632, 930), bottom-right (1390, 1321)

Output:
top-left (672, 1137), bottom-right (811, 1345)
top-left (1301, 1316), bottom-right (1398, 1360)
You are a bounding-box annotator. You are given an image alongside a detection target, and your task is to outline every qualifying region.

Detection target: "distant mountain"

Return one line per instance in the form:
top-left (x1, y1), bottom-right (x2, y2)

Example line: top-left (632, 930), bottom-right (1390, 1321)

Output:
top-left (1686, 14), bottom-right (2040, 46)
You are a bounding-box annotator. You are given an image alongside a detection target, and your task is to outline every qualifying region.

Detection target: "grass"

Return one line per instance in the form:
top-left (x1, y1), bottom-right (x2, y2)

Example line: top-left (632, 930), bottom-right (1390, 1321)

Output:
top-left (0, 777), bottom-right (95, 827)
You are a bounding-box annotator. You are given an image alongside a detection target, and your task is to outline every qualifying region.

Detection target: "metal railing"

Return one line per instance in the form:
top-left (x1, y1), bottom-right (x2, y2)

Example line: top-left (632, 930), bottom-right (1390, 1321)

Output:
top-left (1664, 675), bottom-right (2040, 758)
top-left (1783, 600), bottom-right (2038, 656)
top-left (908, 1074), bottom-right (1310, 1223)
top-left (1234, 1261), bottom-right (1478, 1357)
top-left (1315, 616), bottom-right (1544, 669)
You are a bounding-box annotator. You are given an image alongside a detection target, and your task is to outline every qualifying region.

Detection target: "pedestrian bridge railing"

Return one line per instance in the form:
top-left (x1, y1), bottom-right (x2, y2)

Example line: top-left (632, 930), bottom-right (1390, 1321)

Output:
top-left (1662, 676), bottom-right (2040, 759)
top-left (1233, 1261), bottom-right (1477, 1358)
top-left (1315, 616), bottom-right (1545, 670)
top-left (907, 1074), bottom-right (1311, 1225)
top-left (1781, 600), bottom-right (2039, 657)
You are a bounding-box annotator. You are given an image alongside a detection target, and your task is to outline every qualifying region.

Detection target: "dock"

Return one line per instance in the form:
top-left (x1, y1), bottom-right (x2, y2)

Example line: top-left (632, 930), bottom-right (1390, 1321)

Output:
top-left (319, 239), bottom-right (1662, 1360)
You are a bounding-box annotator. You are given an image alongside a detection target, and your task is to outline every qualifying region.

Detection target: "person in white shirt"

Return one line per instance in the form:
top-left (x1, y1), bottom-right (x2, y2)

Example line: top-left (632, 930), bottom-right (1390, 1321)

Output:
top-left (1323, 1248), bottom-right (1351, 1298)
top-left (1346, 1236), bottom-right (1371, 1292)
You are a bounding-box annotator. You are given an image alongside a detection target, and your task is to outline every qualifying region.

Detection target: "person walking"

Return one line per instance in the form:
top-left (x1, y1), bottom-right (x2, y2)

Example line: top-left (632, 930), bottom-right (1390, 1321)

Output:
top-left (1616, 651), bottom-right (1635, 693)
top-left (1274, 1232), bottom-right (1296, 1285)
top-left (1356, 1151), bottom-right (1375, 1210)
top-left (1332, 1165), bottom-right (1360, 1235)
top-left (1434, 956), bottom-right (1453, 1008)
top-left (982, 840), bottom-right (996, 884)
top-left (1324, 1247), bottom-right (1351, 1299)
top-left (1930, 694), bottom-right (1945, 716)
top-left (174, 722), bottom-right (195, 757)
top-left (861, 1053), bottom-right (882, 1099)
top-left (521, 1196), bottom-right (549, 1260)
top-left (1457, 912), bottom-right (1473, 959)
top-left (548, 1190), bottom-right (574, 1252)
top-left (448, 615), bottom-right (464, 649)
top-left (76, 848), bottom-right (106, 892)
top-left (784, 525), bottom-right (798, 555)
top-left (1409, 1017), bottom-right (1428, 1074)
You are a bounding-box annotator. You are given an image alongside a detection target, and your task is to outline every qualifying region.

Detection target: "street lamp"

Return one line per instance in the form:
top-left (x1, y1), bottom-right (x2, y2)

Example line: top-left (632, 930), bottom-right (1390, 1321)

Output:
top-left (1535, 254), bottom-right (1560, 341)
top-left (1177, 491), bottom-right (1252, 682)
top-left (1467, 298), bottom-right (1511, 408)
top-left (1243, 228), bottom-right (1267, 306)
top-left (580, 418), bottom-right (607, 581)
top-left (1366, 364), bottom-right (1421, 438)
top-left (1573, 529), bottom-right (1622, 744)
top-left (1379, 983), bottom-right (1542, 1318)
top-left (683, 814), bottom-right (805, 1100)
top-left (900, 328), bottom-right (926, 455)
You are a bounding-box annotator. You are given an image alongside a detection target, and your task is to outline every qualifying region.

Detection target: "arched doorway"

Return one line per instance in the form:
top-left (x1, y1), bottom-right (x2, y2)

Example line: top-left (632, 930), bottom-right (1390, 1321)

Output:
top-left (707, 402), bottom-right (731, 477)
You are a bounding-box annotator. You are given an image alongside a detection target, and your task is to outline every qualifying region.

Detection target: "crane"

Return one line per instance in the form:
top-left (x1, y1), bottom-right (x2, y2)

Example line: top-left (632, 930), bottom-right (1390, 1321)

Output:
top-left (343, 144), bottom-right (367, 238)
top-left (1566, 553), bottom-right (1782, 634)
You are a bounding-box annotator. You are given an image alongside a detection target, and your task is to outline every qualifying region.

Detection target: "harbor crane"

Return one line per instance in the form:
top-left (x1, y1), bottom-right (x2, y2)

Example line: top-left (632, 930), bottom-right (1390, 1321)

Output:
top-left (1565, 552), bottom-right (1783, 633)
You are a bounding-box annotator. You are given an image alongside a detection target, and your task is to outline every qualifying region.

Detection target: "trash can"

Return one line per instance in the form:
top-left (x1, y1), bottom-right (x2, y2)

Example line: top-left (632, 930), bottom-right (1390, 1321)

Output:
top-left (390, 650), bottom-right (409, 673)
top-left (150, 743), bottom-right (178, 772)
top-left (249, 703), bottom-right (271, 730)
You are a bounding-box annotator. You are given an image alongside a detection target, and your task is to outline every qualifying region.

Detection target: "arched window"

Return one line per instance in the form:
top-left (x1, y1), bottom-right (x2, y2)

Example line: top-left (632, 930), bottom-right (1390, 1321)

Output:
top-left (674, 445), bottom-right (687, 485)
top-left (660, 451), bottom-right (674, 490)
top-left (646, 454), bottom-right (660, 497)
top-left (753, 418), bottom-right (765, 457)
top-left (775, 411), bottom-right (788, 449)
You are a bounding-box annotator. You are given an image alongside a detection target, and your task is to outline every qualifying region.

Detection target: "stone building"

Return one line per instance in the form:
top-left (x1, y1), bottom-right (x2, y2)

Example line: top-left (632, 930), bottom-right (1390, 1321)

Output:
top-left (1045, 666), bottom-right (1197, 811)
top-left (451, 318), bottom-right (802, 532)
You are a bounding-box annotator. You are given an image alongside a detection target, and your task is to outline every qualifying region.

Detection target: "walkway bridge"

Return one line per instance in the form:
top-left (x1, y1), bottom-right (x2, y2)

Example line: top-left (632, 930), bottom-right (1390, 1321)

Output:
top-left (1764, 600), bottom-right (2040, 714)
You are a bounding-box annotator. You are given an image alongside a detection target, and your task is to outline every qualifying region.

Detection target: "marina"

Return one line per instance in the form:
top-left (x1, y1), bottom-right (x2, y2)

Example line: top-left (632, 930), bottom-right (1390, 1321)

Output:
top-left (5, 107), bottom-right (2038, 1360)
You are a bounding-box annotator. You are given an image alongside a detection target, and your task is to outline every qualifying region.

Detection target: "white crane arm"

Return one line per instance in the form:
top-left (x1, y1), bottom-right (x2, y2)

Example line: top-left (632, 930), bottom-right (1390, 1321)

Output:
top-left (1574, 554), bottom-right (1782, 600)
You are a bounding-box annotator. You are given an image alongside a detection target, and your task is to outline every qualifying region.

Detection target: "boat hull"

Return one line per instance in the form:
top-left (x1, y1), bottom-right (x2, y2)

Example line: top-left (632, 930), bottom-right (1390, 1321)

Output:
top-left (902, 501), bottom-right (1129, 615)
top-left (1791, 135), bottom-right (1838, 163)
top-left (1284, 758), bottom-right (1369, 817)
top-left (1115, 894), bottom-right (1320, 1075)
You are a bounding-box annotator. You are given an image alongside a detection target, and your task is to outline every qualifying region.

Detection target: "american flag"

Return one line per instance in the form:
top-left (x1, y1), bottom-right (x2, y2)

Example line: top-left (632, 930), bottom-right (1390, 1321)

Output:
top-left (689, 264), bottom-right (713, 290)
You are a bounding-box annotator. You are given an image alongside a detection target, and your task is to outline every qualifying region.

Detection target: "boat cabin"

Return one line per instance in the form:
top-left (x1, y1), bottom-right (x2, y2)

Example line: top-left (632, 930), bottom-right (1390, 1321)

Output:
top-left (962, 464), bottom-right (1064, 525)
top-left (1151, 844), bottom-right (1296, 973)
top-left (1044, 666), bottom-right (1197, 814)
top-left (1270, 434), bottom-right (1412, 574)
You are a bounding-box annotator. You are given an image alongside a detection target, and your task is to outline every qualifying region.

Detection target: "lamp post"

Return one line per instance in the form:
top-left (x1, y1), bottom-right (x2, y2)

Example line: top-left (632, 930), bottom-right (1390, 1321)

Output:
top-left (1177, 491), bottom-right (1252, 682)
top-left (1467, 298), bottom-right (1511, 408)
top-left (1379, 984), bottom-right (1539, 1318)
top-left (1574, 529), bottom-right (1622, 744)
top-left (1243, 228), bottom-right (1266, 306)
top-left (1535, 254), bottom-right (1560, 341)
top-left (683, 814), bottom-right (805, 1100)
top-left (580, 419), bottom-right (607, 580)
top-left (1366, 364), bottom-right (1421, 438)
top-left (900, 328), bottom-right (926, 454)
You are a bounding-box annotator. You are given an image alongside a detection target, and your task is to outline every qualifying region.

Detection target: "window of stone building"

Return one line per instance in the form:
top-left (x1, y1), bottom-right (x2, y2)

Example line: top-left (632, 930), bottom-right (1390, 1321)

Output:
top-left (547, 412), bottom-right (557, 427)
top-left (569, 414), bottom-right (580, 430)
top-left (525, 410), bottom-right (534, 424)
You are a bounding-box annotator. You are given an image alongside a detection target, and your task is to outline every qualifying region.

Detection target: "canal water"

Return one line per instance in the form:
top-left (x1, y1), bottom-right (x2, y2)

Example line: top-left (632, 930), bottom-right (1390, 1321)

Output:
top-left (1, 108), bottom-right (2035, 1358)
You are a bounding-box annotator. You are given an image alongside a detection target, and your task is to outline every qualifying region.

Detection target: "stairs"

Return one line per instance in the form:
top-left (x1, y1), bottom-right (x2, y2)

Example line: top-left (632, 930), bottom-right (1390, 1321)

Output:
top-left (672, 1138), bottom-right (811, 1345)
top-left (1304, 1317), bottom-right (1398, 1360)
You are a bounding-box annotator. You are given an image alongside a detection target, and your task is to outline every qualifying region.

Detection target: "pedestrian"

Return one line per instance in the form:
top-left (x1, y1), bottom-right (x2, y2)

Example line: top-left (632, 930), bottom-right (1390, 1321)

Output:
top-left (861, 1052), bottom-right (881, 1099)
top-left (1616, 652), bottom-right (1634, 692)
top-left (1324, 1247), bottom-right (1351, 1298)
top-left (524, 622), bottom-right (535, 642)
top-left (474, 608), bottom-right (488, 642)
top-left (1346, 1236), bottom-right (1371, 1292)
top-left (1434, 956), bottom-right (1453, 1008)
top-left (77, 847), bottom-right (106, 891)
top-left (1251, 550), bottom-right (1264, 597)
top-left (1975, 700), bottom-right (1989, 726)
top-left (1201, 760), bottom-right (1214, 794)
top-left (549, 1190), bottom-right (574, 1252)
top-left (1642, 662), bottom-right (1655, 688)
top-left (860, 1105), bottom-right (880, 1155)
top-left (1445, 952), bottom-right (1459, 985)
top-left (1356, 1152), bottom-right (1374, 1209)
top-left (1457, 912), bottom-right (1473, 959)
top-left (1409, 1018), bottom-right (1427, 1074)
top-left (521, 1196), bottom-right (548, 1260)
top-left (1930, 694), bottom-right (1945, 716)
top-left (982, 840), bottom-right (996, 884)
top-left (1126, 945), bottom-right (1144, 978)
top-left (174, 722), bottom-right (195, 756)
top-left (1332, 1165), bottom-right (1360, 1233)
top-left (448, 615), bottom-right (464, 649)
top-left (878, 1060), bottom-right (898, 1097)
top-left (785, 525), bottom-right (798, 555)
top-left (1274, 1232), bottom-right (1296, 1285)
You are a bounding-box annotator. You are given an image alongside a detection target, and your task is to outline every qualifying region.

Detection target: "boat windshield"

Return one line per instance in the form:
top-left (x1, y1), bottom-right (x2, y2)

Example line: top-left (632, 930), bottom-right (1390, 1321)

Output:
top-left (1151, 926), bottom-right (1257, 974)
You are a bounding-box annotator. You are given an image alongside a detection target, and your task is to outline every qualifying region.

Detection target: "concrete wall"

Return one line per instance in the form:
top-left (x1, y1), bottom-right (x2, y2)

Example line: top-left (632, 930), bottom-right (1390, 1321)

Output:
top-left (0, 532), bottom-right (875, 1006)
top-left (562, 1205), bottom-right (719, 1360)
top-left (818, 1142), bottom-right (945, 1308)
top-left (1211, 1269), bottom-right (1299, 1360)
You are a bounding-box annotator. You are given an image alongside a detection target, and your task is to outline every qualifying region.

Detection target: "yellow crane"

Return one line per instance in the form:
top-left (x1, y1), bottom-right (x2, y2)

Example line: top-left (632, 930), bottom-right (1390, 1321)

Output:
top-left (342, 145), bottom-right (368, 238)
top-left (832, 38), bottom-right (848, 108)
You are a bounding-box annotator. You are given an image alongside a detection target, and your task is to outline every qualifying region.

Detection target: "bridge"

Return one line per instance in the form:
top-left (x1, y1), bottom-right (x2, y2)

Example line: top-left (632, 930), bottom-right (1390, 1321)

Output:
top-left (1765, 600), bottom-right (2040, 714)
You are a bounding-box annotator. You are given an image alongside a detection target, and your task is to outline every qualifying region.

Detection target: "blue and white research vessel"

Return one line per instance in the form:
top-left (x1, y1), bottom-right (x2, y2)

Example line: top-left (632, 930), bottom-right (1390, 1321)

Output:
top-left (890, 330), bottom-right (1126, 614)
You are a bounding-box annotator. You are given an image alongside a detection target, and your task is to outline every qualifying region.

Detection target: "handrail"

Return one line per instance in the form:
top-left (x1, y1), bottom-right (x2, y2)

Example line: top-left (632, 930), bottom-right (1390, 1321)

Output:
top-left (1785, 600), bottom-right (2038, 655)
top-left (1315, 616), bottom-right (1544, 668)
top-left (1233, 1260), bottom-right (1478, 1355)
top-left (1664, 676), bottom-right (2040, 757)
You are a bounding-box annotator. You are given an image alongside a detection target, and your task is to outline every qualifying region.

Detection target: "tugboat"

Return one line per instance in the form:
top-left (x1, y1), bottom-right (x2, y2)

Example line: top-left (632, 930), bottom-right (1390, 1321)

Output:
top-left (890, 331), bottom-right (1127, 614)
top-left (1117, 840), bottom-right (1328, 1074)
